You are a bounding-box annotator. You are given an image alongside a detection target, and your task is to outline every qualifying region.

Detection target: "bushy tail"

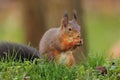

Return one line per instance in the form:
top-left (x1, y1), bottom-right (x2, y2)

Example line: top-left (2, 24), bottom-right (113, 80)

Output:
top-left (0, 42), bottom-right (40, 61)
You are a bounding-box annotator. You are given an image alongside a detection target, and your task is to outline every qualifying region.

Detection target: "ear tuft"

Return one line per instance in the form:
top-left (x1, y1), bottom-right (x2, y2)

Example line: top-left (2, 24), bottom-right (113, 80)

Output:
top-left (61, 11), bottom-right (68, 28)
top-left (73, 10), bottom-right (77, 21)
top-left (63, 11), bottom-right (68, 19)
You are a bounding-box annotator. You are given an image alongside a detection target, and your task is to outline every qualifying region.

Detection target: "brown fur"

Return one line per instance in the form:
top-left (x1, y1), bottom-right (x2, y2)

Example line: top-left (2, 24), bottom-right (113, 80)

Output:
top-left (39, 11), bottom-right (83, 66)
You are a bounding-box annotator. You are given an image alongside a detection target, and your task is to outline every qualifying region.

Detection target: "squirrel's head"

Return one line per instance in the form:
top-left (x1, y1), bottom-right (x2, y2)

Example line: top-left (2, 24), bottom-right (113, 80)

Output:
top-left (60, 11), bottom-right (83, 49)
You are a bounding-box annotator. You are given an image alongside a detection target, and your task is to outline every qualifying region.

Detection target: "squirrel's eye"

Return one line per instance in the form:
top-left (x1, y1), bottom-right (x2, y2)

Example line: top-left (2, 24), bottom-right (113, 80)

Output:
top-left (68, 28), bottom-right (72, 31)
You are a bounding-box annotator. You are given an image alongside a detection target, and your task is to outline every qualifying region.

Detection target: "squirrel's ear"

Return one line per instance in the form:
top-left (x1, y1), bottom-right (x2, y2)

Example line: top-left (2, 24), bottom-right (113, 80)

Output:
top-left (73, 10), bottom-right (77, 22)
top-left (61, 11), bottom-right (68, 28)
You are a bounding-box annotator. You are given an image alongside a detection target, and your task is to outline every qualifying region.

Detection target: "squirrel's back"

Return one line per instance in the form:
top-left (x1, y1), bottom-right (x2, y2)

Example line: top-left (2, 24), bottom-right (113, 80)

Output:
top-left (39, 28), bottom-right (61, 54)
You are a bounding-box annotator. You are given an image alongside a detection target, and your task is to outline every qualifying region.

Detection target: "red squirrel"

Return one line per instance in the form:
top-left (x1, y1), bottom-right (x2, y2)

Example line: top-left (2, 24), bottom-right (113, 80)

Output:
top-left (39, 11), bottom-right (83, 66)
top-left (0, 11), bottom-right (83, 66)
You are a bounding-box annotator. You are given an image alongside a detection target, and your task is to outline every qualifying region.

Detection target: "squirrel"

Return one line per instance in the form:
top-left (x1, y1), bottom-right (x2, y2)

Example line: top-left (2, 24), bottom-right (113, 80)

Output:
top-left (0, 11), bottom-right (83, 66)
top-left (39, 11), bottom-right (83, 66)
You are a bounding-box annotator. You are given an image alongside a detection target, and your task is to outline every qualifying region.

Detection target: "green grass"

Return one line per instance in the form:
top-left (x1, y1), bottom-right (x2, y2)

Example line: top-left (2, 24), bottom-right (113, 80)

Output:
top-left (0, 55), bottom-right (119, 80)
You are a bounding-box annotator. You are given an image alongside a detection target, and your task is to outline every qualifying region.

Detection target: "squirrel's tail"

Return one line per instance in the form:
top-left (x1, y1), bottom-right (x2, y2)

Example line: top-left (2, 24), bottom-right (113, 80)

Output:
top-left (0, 42), bottom-right (40, 61)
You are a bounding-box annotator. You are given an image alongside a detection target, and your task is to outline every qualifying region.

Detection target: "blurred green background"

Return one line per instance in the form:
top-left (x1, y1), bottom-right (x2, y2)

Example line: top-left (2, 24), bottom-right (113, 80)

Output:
top-left (0, 0), bottom-right (120, 59)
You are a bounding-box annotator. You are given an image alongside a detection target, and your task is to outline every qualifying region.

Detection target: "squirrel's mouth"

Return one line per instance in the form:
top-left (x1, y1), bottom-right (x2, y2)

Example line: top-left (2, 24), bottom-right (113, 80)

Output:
top-left (72, 43), bottom-right (82, 49)
top-left (72, 40), bottom-right (83, 49)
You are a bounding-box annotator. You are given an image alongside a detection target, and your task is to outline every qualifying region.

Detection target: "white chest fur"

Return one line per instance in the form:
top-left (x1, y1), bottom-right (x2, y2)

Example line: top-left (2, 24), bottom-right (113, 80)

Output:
top-left (58, 51), bottom-right (74, 65)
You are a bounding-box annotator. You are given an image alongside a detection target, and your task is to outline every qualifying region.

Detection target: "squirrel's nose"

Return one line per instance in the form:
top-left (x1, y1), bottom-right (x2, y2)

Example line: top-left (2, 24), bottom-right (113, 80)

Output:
top-left (77, 34), bottom-right (83, 44)
top-left (74, 38), bottom-right (83, 46)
